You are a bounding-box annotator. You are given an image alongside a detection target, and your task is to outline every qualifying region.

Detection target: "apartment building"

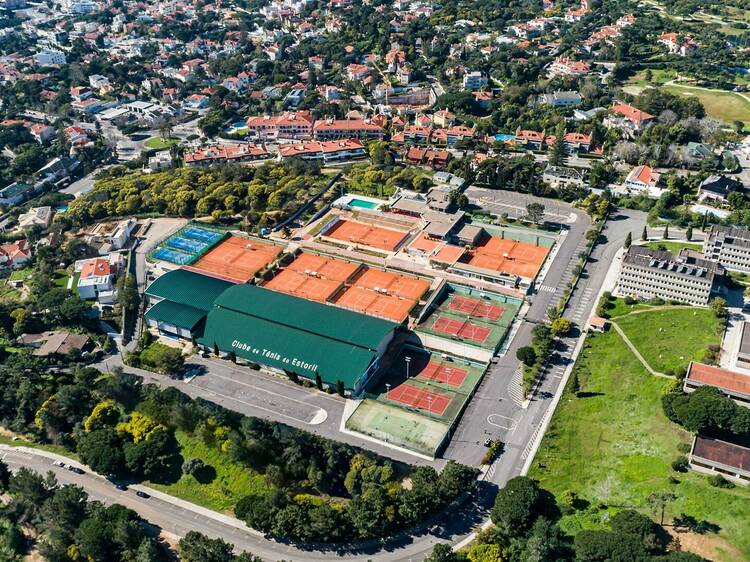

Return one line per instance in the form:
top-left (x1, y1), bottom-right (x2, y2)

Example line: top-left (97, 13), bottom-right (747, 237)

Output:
top-left (704, 225), bottom-right (750, 273)
top-left (616, 246), bottom-right (724, 306)
top-left (245, 111), bottom-right (315, 139)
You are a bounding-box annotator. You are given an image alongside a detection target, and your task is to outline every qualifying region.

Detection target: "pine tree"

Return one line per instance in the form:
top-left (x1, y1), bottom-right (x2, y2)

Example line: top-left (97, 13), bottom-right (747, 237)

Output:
top-left (663, 224), bottom-right (669, 240)
top-left (315, 372), bottom-right (323, 390)
top-left (686, 225), bottom-right (693, 241)
top-left (213, 342), bottom-right (219, 356)
top-left (641, 226), bottom-right (648, 241)
top-left (624, 232), bottom-right (632, 249)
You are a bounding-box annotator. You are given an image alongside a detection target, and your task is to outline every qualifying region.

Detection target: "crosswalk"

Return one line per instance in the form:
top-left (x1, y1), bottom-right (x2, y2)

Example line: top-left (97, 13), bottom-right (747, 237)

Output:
top-left (537, 284), bottom-right (556, 293)
top-left (508, 366), bottom-right (525, 406)
top-left (570, 287), bottom-right (595, 324)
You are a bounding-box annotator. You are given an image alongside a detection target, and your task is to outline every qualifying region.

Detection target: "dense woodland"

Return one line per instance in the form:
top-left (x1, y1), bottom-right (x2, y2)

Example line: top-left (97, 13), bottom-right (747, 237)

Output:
top-left (67, 160), bottom-right (326, 226)
top-left (0, 352), bottom-right (477, 545)
top-left (426, 476), bottom-right (709, 562)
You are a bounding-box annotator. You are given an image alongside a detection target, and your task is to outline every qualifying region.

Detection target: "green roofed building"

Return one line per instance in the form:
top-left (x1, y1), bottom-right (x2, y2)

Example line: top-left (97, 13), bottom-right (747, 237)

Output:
top-left (144, 268), bottom-right (234, 340)
top-left (200, 284), bottom-right (398, 394)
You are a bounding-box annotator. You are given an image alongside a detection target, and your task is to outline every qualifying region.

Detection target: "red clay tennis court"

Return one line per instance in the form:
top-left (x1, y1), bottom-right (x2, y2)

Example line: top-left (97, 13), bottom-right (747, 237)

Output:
top-left (351, 268), bottom-right (430, 301)
top-left (263, 269), bottom-right (343, 302)
top-left (417, 361), bottom-right (468, 387)
top-left (325, 219), bottom-right (407, 251)
top-left (448, 295), bottom-right (505, 321)
top-left (432, 316), bottom-right (491, 343)
top-left (387, 384), bottom-right (450, 415)
top-left (192, 236), bottom-right (281, 282)
top-left (465, 237), bottom-right (549, 279)
top-left (334, 285), bottom-right (415, 322)
top-left (286, 252), bottom-right (361, 282)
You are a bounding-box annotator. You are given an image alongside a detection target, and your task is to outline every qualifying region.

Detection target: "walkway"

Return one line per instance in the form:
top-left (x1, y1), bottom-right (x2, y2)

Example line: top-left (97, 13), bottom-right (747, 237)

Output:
top-left (610, 321), bottom-right (673, 379)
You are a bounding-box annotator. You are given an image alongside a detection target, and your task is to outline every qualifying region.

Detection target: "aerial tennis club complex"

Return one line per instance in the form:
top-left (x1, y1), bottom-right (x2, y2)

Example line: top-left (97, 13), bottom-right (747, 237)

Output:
top-left (143, 211), bottom-right (555, 457)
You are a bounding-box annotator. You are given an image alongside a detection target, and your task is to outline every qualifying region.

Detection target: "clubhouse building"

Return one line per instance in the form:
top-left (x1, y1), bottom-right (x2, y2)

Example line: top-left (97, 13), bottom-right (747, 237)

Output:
top-left (144, 269), bottom-right (397, 394)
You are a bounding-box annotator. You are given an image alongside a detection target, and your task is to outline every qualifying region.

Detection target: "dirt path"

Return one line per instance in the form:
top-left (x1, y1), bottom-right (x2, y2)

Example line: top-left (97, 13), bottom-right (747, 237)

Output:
top-left (610, 321), bottom-right (674, 378)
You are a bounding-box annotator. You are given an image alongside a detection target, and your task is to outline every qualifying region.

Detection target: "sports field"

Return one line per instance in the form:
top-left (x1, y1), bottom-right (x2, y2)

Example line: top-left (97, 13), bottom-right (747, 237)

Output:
top-left (349, 347), bottom-right (487, 457)
top-left (345, 400), bottom-right (450, 457)
top-left (663, 85), bottom-right (750, 127)
top-left (462, 236), bottom-right (550, 280)
top-left (324, 218), bottom-right (408, 251)
top-left (150, 224), bottom-right (227, 266)
top-left (262, 251), bottom-right (428, 321)
top-left (263, 269), bottom-right (344, 302)
top-left (192, 236), bottom-right (281, 283)
top-left (416, 287), bottom-right (521, 351)
top-left (286, 252), bottom-right (361, 281)
top-left (365, 347), bottom-right (485, 424)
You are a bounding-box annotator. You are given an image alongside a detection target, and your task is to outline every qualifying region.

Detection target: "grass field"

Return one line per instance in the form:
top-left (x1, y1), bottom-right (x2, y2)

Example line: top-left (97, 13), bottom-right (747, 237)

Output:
top-left (615, 307), bottom-right (723, 374)
top-left (529, 331), bottom-right (750, 562)
top-left (144, 137), bottom-right (179, 150)
top-left (8, 267), bottom-right (32, 282)
top-left (0, 283), bottom-right (20, 302)
top-left (148, 431), bottom-right (271, 513)
top-left (645, 241), bottom-right (703, 254)
top-left (53, 270), bottom-right (70, 289)
top-left (626, 69), bottom-right (677, 87)
top-left (663, 85), bottom-right (750, 127)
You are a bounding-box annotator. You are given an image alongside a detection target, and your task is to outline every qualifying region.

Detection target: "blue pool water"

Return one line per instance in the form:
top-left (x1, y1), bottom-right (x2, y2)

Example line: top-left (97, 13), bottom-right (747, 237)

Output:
top-left (349, 198), bottom-right (380, 210)
top-left (495, 134), bottom-right (515, 142)
top-left (55, 205), bottom-right (68, 213)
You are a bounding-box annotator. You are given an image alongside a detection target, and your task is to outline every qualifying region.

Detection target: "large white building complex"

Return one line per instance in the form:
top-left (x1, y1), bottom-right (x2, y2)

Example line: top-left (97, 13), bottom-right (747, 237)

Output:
top-left (704, 225), bottom-right (750, 274)
top-left (616, 246), bottom-right (725, 306)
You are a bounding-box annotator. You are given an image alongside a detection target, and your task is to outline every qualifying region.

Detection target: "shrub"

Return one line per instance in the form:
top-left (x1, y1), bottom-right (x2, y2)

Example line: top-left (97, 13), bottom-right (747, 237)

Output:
top-left (182, 458), bottom-right (205, 476)
top-left (624, 296), bottom-right (637, 305)
top-left (709, 474), bottom-right (734, 489)
top-left (676, 442), bottom-right (691, 454)
top-left (648, 297), bottom-right (665, 306)
top-left (671, 455), bottom-right (689, 473)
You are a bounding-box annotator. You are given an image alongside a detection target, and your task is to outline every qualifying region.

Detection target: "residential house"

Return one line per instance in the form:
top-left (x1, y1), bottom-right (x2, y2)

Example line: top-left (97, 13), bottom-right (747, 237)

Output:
top-left (0, 239), bottom-right (30, 268)
top-left (623, 165), bottom-right (664, 197)
top-left (538, 90), bottom-right (582, 107)
top-left (697, 175), bottom-right (743, 205)
top-left (18, 206), bottom-right (53, 229)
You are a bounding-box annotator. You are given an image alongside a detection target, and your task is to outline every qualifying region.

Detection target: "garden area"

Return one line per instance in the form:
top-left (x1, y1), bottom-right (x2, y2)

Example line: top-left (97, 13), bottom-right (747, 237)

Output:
top-left (529, 330), bottom-right (750, 562)
top-left (645, 241), bottom-right (703, 254)
top-left (144, 136), bottom-right (179, 150)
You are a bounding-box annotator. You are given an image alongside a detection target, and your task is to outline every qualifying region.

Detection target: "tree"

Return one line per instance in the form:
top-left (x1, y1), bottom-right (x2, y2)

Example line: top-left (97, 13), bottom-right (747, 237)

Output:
top-left (76, 428), bottom-right (125, 475)
top-left (425, 544), bottom-right (459, 562)
top-left (549, 124), bottom-right (567, 167)
top-left (179, 531), bottom-right (235, 562)
top-left (182, 458), bottom-right (206, 476)
top-left (685, 225), bottom-right (693, 241)
top-left (574, 530), bottom-right (649, 561)
top-left (647, 491), bottom-right (677, 526)
top-left (0, 461), bottom-right (10, 493)
top-left (525, 202), bottom-right (545, 225)
top-left (611, 509), bottom-right (663, 553)
top-left (709, 297), bottom-right (727, 318)
top-left (624, 232), bottom-right (631, 249)
top-left (663, 224), bottom-right (669, 239)
top-left (551, 318), bottom-right (572, 336)
top-left (516, 346), bottom-right (537, 367)
top-left (490, 476), bottom-right (542, 538)
top-left (642, 226), bottom-right (648, 241)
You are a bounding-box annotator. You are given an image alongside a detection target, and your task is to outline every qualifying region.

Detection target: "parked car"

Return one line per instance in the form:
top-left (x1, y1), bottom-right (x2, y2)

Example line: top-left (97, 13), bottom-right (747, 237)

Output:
top-left (135, 490), bottom-right (150, 499)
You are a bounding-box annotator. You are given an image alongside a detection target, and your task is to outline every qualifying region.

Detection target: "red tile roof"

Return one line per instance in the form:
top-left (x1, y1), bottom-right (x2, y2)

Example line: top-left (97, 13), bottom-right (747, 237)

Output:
top-left (686, 362), bottom-right (750, 396)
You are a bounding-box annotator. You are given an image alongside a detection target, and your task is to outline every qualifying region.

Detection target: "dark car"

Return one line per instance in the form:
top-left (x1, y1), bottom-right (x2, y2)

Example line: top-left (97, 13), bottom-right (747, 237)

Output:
top-left (68, 466), bottom-right (85, 474)
top-left (115, 483), bottom-right (128, 491)
top-left (135, 490), bottom-right (150, 499)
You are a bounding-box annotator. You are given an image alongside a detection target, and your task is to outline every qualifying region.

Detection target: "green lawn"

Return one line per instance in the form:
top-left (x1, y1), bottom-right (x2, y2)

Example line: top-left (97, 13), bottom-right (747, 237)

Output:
top-left (662, 85), bottom-right (750, 127)
top-left (53, 270), bottom-right (70, 289)
top-left (603, 297), bottom-right (656, 318)
top-left (645, 241), bottom-right (703, 254)
top-left (626, 69), bottom-right (677, 87)
top-left (615, 307), bottom-right (723, 374)
top-left (529, 331), bottom-right (750, 562)
top-left (148, 431), bottom-right (271, 513)
top-left (144, 137), bottom-right (179, 150)
top-left (8, 267), bottom-right (32, 282)
top-left (0, 283), bottom-right (20, 302)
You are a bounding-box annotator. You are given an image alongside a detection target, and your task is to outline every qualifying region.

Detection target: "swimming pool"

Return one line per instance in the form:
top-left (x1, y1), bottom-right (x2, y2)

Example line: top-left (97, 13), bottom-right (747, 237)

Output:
top-left (495, 134), bottom-right (515, 142)
top-left (349, 198), bottom-right (380, 210)
top-left (55, 205), bottom-right (68, 213)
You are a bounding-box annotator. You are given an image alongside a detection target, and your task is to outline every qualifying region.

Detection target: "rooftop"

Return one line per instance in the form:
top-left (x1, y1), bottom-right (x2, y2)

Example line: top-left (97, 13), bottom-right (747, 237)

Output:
top-left (145, 268), bottom-right (234, 312)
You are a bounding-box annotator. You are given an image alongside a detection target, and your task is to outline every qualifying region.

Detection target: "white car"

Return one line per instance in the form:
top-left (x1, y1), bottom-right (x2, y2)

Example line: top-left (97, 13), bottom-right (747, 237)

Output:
top-left (53, 460), bottom-right (67, 469)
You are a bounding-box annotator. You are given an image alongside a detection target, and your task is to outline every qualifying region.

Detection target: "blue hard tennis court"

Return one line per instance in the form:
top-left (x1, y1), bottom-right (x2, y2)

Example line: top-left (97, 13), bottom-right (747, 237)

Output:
top-left (183, 227), bottom-right (223, 243)
top-left (152, 248), bottom-right (193, 265)
top-left (167, 237), bottom-right (208, 253)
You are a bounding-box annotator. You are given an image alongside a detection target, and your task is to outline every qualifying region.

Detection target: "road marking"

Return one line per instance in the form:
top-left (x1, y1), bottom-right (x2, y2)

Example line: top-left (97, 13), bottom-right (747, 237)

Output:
top-left (487, 414), bottom-right (518, 432)
top-left (537, 285), bottom-right (556, 293)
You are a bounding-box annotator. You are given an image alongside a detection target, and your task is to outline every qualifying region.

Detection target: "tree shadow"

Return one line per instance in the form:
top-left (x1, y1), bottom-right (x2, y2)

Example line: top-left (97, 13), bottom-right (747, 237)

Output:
top-left (193, 464), bottom-right (217, 485)
top-left (575, 391), bottom-right (605, 399)
top-left (673, 513), bottom-right (722, 534)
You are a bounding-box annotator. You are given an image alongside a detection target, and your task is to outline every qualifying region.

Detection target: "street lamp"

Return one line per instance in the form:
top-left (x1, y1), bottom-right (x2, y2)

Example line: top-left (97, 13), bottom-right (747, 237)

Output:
top-left (385, 382), bottom-right (391, 395)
